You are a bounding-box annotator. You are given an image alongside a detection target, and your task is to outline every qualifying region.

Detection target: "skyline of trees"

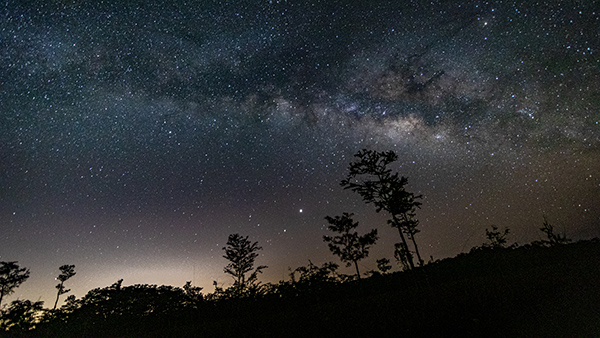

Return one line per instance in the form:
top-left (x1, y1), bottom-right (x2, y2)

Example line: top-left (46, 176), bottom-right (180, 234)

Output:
top-left (0, 213), bottom-right (575, 307)
top-left (0, 231), bottom-right (592, 337)
top-left (0, 148), bottom-right (587, 336)
top-left (0, 149), bottom-right (581, 309)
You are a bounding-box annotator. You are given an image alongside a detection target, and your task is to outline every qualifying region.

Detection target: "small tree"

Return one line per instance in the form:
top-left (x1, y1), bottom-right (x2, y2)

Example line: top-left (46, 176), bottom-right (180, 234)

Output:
top-left (53, 265), bottom-right (76, 310)
top-left (182, 281), bottom-right (203, 305)
top-left (485, 225), bottom-right (511, 249)
top-left (223, 234), bottom-right (267, 296)
top-left (288, 261), bottom-right (341, 290)
top-left (470, 225), bottom-right (516, 252)
top-left (341, 149), bottom-right (424, 269)
top-left (376, 258), bottom-right (392, 274)
top-left (323, 213), bottom-right (378, 279)
top-left (0, 261), bottom-right (30, 307)
top-left (539, 216), bottom-right (571, 246)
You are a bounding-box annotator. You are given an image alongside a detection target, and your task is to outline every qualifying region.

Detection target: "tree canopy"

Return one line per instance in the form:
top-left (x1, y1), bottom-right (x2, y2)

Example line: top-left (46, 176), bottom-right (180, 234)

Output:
top-left (341, 149), bottom-right (423, 268)
top-left (222, 234), bottom-right (267, 296)
top-left (53, 265), bottom-right (76, 310)
top-left (0, 261), bottom-right (30, 308)
top-left (323, 213), bottom-right (378, 279)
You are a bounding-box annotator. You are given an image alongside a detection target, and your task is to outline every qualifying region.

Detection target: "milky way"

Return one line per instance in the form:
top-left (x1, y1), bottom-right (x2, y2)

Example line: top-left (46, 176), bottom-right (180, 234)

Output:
top-left (1, 1), bottom-right (599, 304)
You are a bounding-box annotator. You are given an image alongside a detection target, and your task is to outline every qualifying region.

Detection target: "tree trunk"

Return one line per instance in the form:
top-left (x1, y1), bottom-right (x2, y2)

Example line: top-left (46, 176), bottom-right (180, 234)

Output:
top-left (394, 216), bottom-right (415, 270)
top-left (53, 283), bottom-right (62, 310)
top-left (410, 232), bottom-right (424, 266)
top-left (353, 260), bottom-right (361, 279)
top-left (0, 290), bottom-right (4, 307)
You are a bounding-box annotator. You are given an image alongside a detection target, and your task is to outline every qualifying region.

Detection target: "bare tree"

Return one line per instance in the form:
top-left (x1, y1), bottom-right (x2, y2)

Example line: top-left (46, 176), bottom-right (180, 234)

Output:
top-left (53, 265), bottom-right (76, 310)
top-left (0, 261), bottom-right (30, 308)
top-left (323, 213), bottom-right (378, 279)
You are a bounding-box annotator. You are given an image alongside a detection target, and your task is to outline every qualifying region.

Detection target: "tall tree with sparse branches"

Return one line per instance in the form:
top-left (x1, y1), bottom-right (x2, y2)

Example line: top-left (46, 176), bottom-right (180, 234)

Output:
top-left (0, 261), bottom-right (30, 308)
top-left (53, 265), bottom-right (76, 310)
top-left (223, 234), bottom-right (267, 295)
top-left (323, 213), bottom-right (378, 279)
top-left (341, 149), bottom-right (424, 269)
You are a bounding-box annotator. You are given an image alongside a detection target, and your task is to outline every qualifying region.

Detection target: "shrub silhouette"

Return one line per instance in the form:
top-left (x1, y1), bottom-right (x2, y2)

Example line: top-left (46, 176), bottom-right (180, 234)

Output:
top-left (533, 216), bottom-right (571, 247)
top-left (470, 225), bottom-right (517, 252)
top-left (0, 299), bottom-right (44, 334)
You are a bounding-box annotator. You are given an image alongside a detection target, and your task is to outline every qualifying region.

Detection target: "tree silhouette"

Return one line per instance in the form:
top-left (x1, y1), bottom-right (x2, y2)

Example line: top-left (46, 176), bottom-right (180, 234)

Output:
top-left (53, 265), bottom-right (76, 310)
top-left (273, 261), bottom-right (342, 297)
top-left (394, 242), bottom-right (412, 270)
top-left (538, 216), bottom-right (571, 246)
top-left (367, 258), bottom-right (393, 277)
top-left (376, 258), bottom-right (392, 274)
top-left (289, 261), bottom-right (341, 285)
top-left (484, 225), bottom-right (511, 249)
top-left (0, 299), bottom-right (44, 333)
top-left (341, 149), bottom-right (423, 268)
top-left (33, 280), bottom-right (197, 336)
top-left (323, 213), bottom-right (378, 279)
top-left (470, 225), bottom-right (518, 252)
top-left (0, 261), bottom-right (30, 308)
top-left (182, 281), bottom-right (204, 305)
top-left (223, 234), bottom-right (267, 296)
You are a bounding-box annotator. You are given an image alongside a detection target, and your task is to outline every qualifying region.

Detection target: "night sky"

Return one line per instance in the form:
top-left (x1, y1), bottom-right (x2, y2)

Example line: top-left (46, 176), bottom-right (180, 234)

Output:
top-left (2, 0), bottom-right (599, 305)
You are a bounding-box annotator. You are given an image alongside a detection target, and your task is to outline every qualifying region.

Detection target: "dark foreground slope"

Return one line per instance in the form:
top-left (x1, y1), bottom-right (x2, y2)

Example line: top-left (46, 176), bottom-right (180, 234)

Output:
top-left (223, 240), bottom-right (600, 338)
top-left (15, 240), bottom-right (600, 338)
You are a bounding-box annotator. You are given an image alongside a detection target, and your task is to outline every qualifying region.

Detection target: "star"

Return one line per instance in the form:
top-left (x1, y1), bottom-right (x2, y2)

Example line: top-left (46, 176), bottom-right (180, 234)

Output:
top-left (0, 0), bottom-right (597, 306)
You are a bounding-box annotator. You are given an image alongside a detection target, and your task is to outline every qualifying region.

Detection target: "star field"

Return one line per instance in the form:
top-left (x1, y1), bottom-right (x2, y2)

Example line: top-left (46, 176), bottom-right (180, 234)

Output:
top-left (1, 0), bottom-right (599, 304)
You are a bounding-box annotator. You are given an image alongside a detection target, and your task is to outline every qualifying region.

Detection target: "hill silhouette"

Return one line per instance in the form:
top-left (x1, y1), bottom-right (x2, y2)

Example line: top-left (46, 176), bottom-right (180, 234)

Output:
top-left (3, 239), bottom-right (599, 338)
